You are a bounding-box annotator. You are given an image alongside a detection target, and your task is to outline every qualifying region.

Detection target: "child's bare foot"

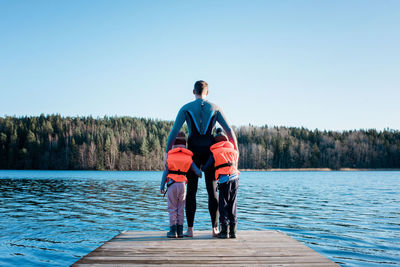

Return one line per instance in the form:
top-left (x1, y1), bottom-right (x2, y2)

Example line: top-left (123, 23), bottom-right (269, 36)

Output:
top-left (183, 227), bottom-right (193, 237)
top-left (212, 227), bottom-right (219, 237)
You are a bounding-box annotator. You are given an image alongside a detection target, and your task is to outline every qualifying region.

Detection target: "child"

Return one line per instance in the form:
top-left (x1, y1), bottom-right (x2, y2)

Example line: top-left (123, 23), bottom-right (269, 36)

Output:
top-left (160, 131), bottom-right (202, 238)
top-left (202, 128), bottom-right (240, 238)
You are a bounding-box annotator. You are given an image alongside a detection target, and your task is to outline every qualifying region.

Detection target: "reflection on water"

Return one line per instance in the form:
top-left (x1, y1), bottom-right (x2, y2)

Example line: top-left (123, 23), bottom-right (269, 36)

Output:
top-left (0, 170), bottom-right (399, 266)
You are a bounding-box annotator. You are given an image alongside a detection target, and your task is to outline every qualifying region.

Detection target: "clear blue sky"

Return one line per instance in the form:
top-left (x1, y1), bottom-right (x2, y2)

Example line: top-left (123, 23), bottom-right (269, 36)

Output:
top-left (1, 0), bottom-right (399, 131)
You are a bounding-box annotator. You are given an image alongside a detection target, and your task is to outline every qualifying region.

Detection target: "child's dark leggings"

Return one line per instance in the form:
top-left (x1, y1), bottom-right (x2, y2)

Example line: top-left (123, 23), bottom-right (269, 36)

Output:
top-left (218, 178), bottom-right (239, 226)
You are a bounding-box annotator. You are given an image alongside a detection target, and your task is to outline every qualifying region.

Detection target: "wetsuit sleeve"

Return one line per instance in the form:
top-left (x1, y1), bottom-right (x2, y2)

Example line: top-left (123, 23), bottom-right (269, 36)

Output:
top-left (216, 109), bottom-right (239, 151)
top-left (202, 155), bottom-right (215, 172)
top-left (160, 169), bottom-right (168, 191)
top-left (190, 162), bottom-right (202, 178)
top-left (165, 107), bottom-right (186, 153)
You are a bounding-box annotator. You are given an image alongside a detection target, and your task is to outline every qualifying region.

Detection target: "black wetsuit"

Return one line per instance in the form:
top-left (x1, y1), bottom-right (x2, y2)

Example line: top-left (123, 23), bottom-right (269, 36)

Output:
top-left (166, 98), bottom-right (238, 228)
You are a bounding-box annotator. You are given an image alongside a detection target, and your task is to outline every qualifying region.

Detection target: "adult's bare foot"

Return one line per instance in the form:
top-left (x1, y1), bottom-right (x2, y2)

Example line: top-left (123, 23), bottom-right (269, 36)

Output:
top-left (183, 227), bottom-right (193, 237)
top-left (212, 227), bottom-right (219, 237)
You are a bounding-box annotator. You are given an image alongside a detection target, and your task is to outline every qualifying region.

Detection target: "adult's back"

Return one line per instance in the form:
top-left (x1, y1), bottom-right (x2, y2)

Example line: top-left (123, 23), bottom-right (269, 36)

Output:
top-left (165, 80), bottom-right (238, 237)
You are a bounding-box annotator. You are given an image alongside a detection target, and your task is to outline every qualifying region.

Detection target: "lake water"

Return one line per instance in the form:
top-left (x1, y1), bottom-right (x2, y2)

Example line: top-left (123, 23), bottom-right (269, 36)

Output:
top-left (0, 170), bottom-right (399, 266)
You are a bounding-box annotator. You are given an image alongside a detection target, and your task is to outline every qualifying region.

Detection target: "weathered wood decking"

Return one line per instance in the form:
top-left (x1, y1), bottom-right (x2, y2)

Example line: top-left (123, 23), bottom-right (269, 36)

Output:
top-left (73, 231), bottom-right (339, 266)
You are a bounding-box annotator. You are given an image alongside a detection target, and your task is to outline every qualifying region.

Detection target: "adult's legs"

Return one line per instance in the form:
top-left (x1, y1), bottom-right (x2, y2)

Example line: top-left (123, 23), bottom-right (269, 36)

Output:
top-left (185, 170), bottom-right (199, 228)
top-left (187, 132), bottom-right (216, 233)
top-left (205, 168), bottom-right (219, 228)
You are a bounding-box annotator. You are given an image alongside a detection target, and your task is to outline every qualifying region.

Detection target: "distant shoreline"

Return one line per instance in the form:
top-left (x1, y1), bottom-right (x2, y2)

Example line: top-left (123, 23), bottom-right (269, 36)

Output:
top-left (239, 168), bottom-right (400, 171)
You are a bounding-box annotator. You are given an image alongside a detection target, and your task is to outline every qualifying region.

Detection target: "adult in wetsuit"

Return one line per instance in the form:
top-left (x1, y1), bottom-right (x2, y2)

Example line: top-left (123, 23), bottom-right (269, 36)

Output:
top-left (165, 80), bottom-right (238, 237)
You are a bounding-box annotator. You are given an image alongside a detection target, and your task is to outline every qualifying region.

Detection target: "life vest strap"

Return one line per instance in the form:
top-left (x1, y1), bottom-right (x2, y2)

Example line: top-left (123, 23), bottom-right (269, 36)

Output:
top-left (167, 180), bottom-right (176, 188)
top-left (168, 169), bottom-right (187, 176)
top-left (215, 162), bottom-right (234, 170)
top-left (164, 180), bottom-right (177, 197)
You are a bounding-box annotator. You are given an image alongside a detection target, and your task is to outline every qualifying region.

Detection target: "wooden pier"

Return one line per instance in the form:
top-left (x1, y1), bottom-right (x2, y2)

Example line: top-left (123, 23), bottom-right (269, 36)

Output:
top-left (73, 230), bottom-right (339, 266)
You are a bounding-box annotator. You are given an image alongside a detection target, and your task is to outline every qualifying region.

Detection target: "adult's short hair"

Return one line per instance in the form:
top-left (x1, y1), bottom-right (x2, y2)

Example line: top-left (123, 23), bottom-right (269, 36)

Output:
top-left (194, 80), bottom-right (208, 95)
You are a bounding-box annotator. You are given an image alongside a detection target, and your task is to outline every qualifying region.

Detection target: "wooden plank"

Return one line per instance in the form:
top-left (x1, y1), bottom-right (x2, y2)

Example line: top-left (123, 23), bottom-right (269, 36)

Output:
top-left (77, 256), bottom-right (335, 264)
top-left (88, 249), bottom-right (315, 256)
top-left (72, 231), bottom-right (339, 266)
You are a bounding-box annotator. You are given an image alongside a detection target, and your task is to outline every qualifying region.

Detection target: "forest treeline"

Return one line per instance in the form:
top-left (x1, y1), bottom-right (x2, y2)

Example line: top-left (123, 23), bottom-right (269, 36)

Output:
top-left (0, 115), bottom-right (399, 170)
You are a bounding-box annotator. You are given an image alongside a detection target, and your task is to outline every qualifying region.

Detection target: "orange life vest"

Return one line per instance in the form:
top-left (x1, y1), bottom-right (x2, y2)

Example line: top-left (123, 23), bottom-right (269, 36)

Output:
top-left (210, 141), bottom-right (240, 179)
top-left (166, 147), bottom-right (193, 183)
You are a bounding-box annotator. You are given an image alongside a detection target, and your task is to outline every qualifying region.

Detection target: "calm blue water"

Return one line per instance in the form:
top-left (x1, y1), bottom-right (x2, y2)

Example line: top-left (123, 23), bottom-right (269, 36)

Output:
top-left (0, 171), bottom-right (399, 266)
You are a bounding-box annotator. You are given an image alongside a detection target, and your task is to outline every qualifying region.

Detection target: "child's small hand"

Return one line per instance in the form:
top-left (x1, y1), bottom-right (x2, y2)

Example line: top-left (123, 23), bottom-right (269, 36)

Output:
top-left (199, 172), bottom-right (203, 179)
top-left (160, 189), bottom-right (165, 194)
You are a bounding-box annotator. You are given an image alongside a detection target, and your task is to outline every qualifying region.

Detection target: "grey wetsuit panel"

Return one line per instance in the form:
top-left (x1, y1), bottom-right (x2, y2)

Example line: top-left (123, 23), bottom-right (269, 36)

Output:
top-left (166, 99), bottom-right (238, 152)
